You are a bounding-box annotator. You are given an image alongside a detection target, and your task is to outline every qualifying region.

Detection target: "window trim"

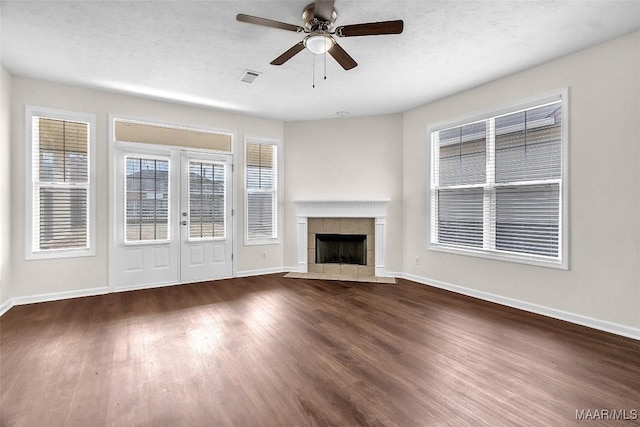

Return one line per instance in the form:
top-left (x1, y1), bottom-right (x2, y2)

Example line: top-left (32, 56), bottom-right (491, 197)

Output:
top-left (25, 105), bottom-right (97, 259)
top-left (428, 90), bottom-right (569, 269)
top-left (244, 136), bottom-right (281, 246)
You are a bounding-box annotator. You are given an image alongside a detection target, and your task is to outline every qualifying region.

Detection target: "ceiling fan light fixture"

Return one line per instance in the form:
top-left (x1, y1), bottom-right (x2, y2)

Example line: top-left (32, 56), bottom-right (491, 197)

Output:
top-left (304, 34), bottom-right (334, 54)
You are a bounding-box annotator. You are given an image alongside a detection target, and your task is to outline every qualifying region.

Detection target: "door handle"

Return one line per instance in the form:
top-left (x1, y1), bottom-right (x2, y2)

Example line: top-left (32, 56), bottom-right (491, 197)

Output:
top-left (181, 221), bottom-right (187, 226)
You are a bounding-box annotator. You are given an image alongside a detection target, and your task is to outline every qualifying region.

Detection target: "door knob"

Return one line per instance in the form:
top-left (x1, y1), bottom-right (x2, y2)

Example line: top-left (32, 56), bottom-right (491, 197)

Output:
top-left (181, 221), bottom-right (187, 226)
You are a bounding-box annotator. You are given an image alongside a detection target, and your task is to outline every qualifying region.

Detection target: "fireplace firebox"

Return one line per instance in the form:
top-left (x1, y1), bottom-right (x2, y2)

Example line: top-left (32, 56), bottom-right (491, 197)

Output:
top-left (315, 234), bottom-right (367, 265)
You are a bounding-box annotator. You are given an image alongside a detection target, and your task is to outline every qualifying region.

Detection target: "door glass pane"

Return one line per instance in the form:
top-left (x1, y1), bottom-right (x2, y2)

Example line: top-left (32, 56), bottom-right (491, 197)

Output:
top-left (125, 157), bottom-right (169, 241)
top-left (189, 161), bottom-right (225, 239)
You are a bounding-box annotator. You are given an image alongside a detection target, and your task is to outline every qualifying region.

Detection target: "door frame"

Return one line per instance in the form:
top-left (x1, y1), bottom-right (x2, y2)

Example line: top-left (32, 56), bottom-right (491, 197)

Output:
top-left (108, 116), bottom-right (236, 291)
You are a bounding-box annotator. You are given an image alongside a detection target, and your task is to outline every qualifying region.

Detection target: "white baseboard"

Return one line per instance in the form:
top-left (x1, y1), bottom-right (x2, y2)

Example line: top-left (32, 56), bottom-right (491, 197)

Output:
top-left (11, 286), bottom-right (110, 307)
top-left (236, 267), bottom-right (286, 278)
top-left (384, 270), bottom-right (403, 278)
top-left (0, 297), bottom-right (12, 316)
top-left (400, 272), bottom-right (640, 341)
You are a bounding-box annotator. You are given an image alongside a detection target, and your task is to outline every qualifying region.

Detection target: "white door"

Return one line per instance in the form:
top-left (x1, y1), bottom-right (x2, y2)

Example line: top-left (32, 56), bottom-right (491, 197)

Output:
top-left (180, 151), bottom-right (233, 283)
top-left (110, 143), bottom-right (232, 290)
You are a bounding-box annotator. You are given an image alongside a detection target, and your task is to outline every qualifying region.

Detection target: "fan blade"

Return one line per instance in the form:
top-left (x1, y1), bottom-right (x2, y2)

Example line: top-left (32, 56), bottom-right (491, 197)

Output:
top-left (270, 42), bottom-right (306, 65)
top-left (328, 43), bottom-right (357, 70)
top-left (335, 20), bottom-right (404, 37)
top-left (236, 14), bottom-right (304, 32)
top-left (313, 0), bottom-right (335, 22)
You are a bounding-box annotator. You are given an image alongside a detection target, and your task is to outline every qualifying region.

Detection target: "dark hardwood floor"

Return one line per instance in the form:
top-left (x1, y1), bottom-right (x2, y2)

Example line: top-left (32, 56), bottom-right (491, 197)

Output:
top-left (1, 274), bottom-right (639, 426)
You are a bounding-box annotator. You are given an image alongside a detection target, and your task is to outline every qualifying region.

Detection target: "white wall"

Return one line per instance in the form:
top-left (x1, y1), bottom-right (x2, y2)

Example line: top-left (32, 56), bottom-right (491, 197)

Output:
top-left (402, 31), bottom-right (640, 331)
top-left (9, 78), bottom-right (284, 299)
top-left (283, 114), bottom-right (404, 273)
top-left (0, 66), bottom-right (11, 308)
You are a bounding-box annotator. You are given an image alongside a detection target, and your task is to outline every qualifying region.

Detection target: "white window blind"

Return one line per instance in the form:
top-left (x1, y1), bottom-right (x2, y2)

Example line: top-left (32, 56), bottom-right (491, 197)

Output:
top-left (245, 141), bottom-right (278, 242)
top-left (31, 115), bottom-right (92, 254)
top-left (189, 161), bottom-right (226, 239)
top-left (125, 156), bottom-right (170, 242)
top-left (430, 95), bottom-right (566, 267)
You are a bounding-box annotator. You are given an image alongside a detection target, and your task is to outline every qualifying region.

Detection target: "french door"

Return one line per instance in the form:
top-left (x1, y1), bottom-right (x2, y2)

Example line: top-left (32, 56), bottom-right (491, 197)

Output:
top-left (110, 143), bottom-right (233, 290)
top-left (179, 150), bottom-right (233, 283)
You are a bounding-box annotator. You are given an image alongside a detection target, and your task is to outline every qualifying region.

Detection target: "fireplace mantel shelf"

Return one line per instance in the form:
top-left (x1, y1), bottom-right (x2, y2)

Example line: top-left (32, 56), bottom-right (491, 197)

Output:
top-left (293, 200), bottom-right (390, 218)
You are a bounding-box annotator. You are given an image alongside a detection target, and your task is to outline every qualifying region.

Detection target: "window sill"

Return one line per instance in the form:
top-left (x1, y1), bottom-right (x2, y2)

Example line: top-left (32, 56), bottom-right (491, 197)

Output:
top-left (244, 239), bottom-right (281, 247)
top-left (26, 248), bottom-right (95, 261)
top-left (428, 243), bottom-right (567, 270)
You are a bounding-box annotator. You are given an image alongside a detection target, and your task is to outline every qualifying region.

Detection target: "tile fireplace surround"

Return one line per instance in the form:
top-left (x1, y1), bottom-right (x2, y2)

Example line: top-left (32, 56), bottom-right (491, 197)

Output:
top-left (293, 200), bottom-right (389, 277)
top-left (308, 217), bottom-right (374, 276)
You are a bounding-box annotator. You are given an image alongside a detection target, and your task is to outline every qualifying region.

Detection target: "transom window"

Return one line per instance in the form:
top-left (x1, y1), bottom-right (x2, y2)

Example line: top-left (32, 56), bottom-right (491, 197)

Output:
top-left (429, 93), bottom-right (567, 268)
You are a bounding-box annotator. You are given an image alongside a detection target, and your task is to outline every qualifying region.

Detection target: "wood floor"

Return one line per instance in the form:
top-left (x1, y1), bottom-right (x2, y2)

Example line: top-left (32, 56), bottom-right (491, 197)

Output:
top-left (1, 274), bottom-right (639, 426)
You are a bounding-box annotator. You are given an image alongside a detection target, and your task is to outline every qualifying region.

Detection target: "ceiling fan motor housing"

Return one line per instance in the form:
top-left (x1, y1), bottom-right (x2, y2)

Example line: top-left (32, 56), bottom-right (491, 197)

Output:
top-left (302, 2), bottom-right (338, 32)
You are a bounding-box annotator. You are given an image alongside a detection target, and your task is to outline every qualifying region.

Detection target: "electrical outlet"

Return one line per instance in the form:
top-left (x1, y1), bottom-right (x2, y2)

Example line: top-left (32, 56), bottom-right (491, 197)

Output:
top-left (415, 256), bottom-right (420, 265)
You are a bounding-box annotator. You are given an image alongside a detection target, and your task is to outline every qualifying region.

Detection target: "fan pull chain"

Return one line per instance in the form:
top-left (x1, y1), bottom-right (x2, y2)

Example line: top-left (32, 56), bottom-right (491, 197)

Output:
top-left (312, 52), bottom-right (316, 88)
top-left (311, 51), bottom-right (328, 88)
top-left (324, 50), bottom-right (327, 80)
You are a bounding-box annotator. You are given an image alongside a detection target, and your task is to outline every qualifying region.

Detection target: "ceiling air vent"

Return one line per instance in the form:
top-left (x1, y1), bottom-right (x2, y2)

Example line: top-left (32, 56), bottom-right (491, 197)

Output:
top-left (239, 69), bottom-right (262, 84)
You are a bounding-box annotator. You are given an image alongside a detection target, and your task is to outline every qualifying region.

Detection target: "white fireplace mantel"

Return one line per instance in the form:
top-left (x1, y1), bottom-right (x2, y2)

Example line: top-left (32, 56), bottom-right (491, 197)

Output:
top-left (293, 200), bottom-right (390, 277)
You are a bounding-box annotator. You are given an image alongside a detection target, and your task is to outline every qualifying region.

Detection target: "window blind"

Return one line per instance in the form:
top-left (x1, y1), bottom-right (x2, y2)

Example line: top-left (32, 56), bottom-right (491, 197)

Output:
top-left (189, 161), bottom-right (226, 239)
top-left (431, 97), bottom-right (564, 265)
top-left (246, 142), bottom-right (277, 241)
top-left (33, 117), bottom-right (90, 251)
top-left (125, 157), bottom-right (170, 241)
top-left (437, 188), bottom-right (484, 248)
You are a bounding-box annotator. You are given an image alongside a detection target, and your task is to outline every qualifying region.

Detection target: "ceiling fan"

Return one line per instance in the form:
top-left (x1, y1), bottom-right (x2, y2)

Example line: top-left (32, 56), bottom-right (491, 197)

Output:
top-left (236, 0), bottom-right (404, 71)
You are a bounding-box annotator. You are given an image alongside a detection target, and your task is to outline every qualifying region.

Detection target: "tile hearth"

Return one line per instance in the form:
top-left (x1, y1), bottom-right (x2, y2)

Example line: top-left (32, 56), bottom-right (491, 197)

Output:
top-left (284, 272), bottom-right (396, 284)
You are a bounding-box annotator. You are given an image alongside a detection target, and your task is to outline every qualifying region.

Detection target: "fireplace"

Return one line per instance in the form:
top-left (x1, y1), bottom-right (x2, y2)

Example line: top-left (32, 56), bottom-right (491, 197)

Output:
top-left (307, 218), bottom-right (374, 275)
top-left (316, 234), bottom-right (367, 265)
top-left (293, 200), bottom-right (389, 277)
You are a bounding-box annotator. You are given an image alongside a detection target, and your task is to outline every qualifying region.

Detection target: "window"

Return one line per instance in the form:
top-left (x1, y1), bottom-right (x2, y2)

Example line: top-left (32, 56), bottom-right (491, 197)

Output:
top-left (26, 106), bottom-right (96, 259)
top-left (245, 139), bottom-right (279, 243)
top-left (188, 161), bottom-right (226, 239)
top-left (125, 156), bottom-right (170, 242)
top-left (430, 93), bottom-right (567, 268)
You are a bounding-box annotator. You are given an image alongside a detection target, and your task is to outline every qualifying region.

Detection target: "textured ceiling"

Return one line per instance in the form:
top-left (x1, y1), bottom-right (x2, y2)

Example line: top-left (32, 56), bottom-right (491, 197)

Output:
top-left (1, 1), bottom-right (639, 121)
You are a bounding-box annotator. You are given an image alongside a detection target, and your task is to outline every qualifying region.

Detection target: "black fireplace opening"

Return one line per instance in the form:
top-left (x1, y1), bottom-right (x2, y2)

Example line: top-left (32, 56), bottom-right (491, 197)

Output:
top-left (316, 234), bottom-right (367, 265)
